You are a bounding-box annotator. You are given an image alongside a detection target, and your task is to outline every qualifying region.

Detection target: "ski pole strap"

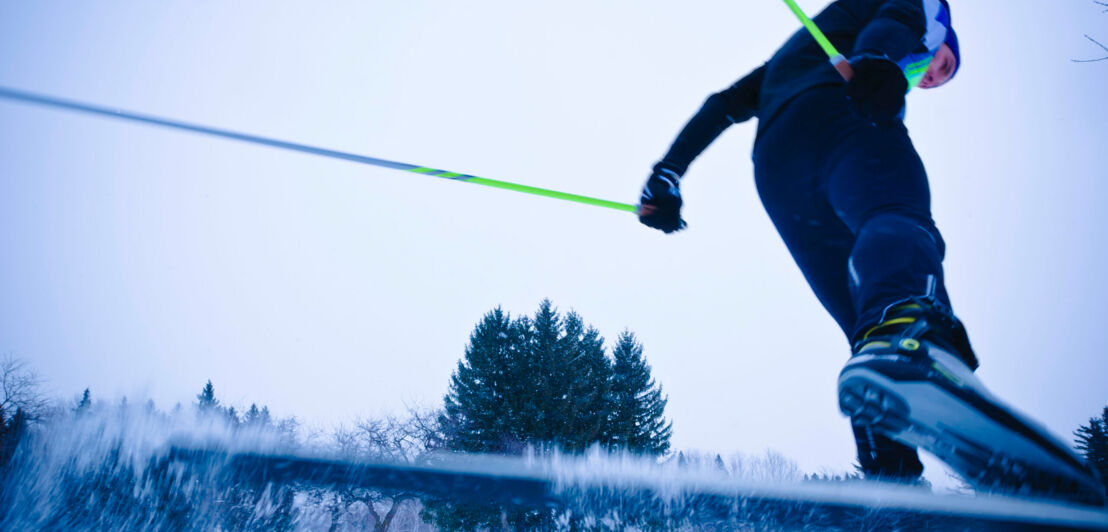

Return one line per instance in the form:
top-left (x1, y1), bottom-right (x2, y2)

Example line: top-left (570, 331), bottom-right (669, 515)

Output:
top-left (780, 0), bottom-right (854, 81)
top-left (0, 86), bottom-right (639, 214)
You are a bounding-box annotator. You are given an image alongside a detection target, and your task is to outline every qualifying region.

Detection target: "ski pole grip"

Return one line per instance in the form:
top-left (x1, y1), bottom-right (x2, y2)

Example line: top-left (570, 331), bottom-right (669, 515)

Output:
top-left (780, 0), bottom-right (854, 81)
top-left (831, 54), bottom-right (854, 81)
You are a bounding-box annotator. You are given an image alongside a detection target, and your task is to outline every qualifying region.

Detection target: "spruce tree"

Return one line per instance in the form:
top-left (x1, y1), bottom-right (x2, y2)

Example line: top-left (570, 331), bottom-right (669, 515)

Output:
top-left (440, 301), bottom-right (618, 454)
top-left (434, 308), bottom-right (530, 530)
top-left (522, 301), bottom-right (558, 444)
top-left (1075, 406), bottom-right (1108, 496)
top-left (0, 407), bottom-right (28, 470)
top-left (440, 307), bottom-right (522, 454)
top-left (607, 331), bottom-right (672, 455)
top-left (433, 301), bottom-right (623, 530)
top-left (225, 406), bottom-right (240, 427)
top-left (554, 310), bottom-right (611, 451)
top-left (244, 403), bottom-right (273, 428)
top-left (440, 302), bottom-right (679, 457)
top-left (75, 388), bottom-right (92, 414)
top-left (196, 380), bottom-right (220, 415)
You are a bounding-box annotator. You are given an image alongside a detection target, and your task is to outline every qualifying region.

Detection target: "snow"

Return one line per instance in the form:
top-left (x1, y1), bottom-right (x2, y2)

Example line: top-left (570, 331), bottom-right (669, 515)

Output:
top-left (5, 407), bottom-right (1107, 531)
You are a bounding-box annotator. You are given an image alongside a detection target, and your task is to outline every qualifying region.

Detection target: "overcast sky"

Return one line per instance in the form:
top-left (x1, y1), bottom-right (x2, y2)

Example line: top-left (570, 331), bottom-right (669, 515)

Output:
top-left (2, 1), bottom-right (1106, 486)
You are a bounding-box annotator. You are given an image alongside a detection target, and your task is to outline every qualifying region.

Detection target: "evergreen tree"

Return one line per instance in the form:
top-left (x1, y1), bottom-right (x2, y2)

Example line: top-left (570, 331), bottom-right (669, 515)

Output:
top-left (432, 301), bottom-right (624, 530)
top-left (439, 301), bottom-right (617, 454)
top-left (525, 301), bottom-right (559, 444)
top-left (225, 406), bottom-right (240, 427)
top-left (607, 331), bottom-right (672, 455)
top-left (196, 380), bottom-right (220, 415)
top-left (75, 388), bottom-right (92, 414)
top-left (0, 407), bottom-right (28, 470)
top-left (244, 403), bottom-right (273, 428)
top-left (1075, 406), bottom-right (1108, 496)
top-left (554, 310), bottom-right (611, 451)
top-left (440, 307), bottom-right (525, 454)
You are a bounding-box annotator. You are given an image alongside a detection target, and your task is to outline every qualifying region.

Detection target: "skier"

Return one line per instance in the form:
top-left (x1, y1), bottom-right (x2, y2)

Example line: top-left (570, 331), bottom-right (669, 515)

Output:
top-left (638, 0), bottom-right (1105, 504)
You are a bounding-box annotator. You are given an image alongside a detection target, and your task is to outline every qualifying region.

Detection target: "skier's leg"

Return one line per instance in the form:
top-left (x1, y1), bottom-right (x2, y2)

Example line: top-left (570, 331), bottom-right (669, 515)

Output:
top-left (853, 425), bottom-right (923, 480)
top-left (753, 166), bottom-right (857, 338)
top-left (824, 121), bottom-right (1105, 503)
top-left (821, 122), bottom-right (965, 478)
top-left (753, 88), bottom-right (927, 482)
top-left (752, 98), bottom-right (857, 339)
top-left (818, 117), bottom-right (952, 481)
top-left (822, 121), bottom-right (952, 340)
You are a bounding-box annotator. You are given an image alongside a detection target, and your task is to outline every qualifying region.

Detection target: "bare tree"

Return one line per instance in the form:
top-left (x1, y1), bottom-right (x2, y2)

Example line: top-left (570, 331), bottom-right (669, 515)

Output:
top-left (0, 356), bottom-right (49, 421)
top-left (1074, 1), bottom-right (1108, 62)
top-left (0, 356), bottom-right (52, 470)
top-left (321, 408), bottom-right (444, 532)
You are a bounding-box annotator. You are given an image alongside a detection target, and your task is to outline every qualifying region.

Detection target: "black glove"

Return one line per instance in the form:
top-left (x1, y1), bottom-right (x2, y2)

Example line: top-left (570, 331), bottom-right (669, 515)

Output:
top-left (845, 54), bottom-right (908, 125)
top-left (638, 164), bottom-right (686, 233)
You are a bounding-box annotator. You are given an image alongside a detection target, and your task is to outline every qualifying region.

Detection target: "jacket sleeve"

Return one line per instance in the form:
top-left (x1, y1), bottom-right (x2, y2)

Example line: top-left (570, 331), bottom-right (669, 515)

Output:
top-left (852, 0), bottom-right (930, 61)
top-left (657, 64), bottom-right (766, 177)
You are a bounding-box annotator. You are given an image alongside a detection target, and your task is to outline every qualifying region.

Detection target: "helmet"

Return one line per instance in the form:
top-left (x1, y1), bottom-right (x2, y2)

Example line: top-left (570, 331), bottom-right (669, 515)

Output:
top-left (938, 0), bottom-right (961, 77)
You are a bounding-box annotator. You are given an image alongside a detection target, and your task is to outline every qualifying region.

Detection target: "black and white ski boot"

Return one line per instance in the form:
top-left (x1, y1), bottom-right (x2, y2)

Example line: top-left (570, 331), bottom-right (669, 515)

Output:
top-left (838, 298), bottom-right (1106, 505)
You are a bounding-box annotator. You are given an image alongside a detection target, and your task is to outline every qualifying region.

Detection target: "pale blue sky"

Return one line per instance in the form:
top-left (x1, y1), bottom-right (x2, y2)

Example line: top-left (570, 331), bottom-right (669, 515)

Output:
top-left (2, 0), bottom-right (1106, 483)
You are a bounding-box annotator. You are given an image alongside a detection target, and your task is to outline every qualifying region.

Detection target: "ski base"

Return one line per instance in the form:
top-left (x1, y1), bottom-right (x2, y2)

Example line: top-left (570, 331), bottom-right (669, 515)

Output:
top-left (840, 362), bottom-right (1106, 507)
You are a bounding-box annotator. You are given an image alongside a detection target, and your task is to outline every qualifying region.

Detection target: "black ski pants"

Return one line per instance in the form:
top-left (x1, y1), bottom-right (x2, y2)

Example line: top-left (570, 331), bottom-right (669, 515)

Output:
top-left (752, 85), bottom-right (954, 479)
top-left (752, 85), bottom-right (952, 342)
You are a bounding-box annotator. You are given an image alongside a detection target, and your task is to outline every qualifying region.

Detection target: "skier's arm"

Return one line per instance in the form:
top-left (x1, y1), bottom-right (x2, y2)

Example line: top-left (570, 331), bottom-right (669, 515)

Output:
top-left (852, 0), bottom-right (929, 60)
top-left (638, 64), bottom-right (765, 234)
top-left (655, 63), bottom-right (766, 177)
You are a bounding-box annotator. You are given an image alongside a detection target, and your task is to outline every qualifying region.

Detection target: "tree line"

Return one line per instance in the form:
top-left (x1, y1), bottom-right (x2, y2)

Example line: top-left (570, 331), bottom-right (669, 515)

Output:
top-left (0, 300), bottom-right (673, 530)
top-left (3, 298), bottom-right (1107, 530)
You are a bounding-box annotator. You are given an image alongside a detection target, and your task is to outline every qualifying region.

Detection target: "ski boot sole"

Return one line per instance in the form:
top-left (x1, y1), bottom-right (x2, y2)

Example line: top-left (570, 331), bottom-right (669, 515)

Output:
top-left (839, 369), bottom-right (1105, 506)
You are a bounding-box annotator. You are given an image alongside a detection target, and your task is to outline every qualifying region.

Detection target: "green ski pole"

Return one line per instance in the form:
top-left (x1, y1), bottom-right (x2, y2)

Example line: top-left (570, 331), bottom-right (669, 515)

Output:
top-left (781, 0), bottom-right (855, 81)
top-left (0, 86), bottom-right (639, 215)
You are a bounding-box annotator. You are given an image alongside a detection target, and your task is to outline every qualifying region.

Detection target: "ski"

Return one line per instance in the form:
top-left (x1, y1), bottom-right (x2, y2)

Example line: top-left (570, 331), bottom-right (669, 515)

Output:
top-left (167, 446), bottom-right (1108, 531)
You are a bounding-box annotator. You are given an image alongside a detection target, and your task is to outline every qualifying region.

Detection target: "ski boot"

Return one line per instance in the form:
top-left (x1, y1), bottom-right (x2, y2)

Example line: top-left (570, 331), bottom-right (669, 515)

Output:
top-left (837, 297), bottom-right (1106, 505)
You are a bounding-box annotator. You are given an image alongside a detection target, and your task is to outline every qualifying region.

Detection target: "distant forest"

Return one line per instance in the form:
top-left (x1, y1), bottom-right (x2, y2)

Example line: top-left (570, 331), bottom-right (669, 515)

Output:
top-left (2, 300), bottom-right (1106, 530)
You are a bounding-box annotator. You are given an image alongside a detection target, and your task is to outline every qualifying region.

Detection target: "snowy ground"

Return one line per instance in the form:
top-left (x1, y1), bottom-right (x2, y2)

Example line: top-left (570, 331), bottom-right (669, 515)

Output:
top-left (5, 407), bottom-right (1107, 531)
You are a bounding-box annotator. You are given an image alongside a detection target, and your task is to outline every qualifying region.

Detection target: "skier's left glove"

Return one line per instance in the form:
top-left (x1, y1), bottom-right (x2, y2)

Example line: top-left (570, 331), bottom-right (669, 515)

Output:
top-left (845, 54), bottom-right (908, 125)
top-left (638, 163), bottom-right (687, 234)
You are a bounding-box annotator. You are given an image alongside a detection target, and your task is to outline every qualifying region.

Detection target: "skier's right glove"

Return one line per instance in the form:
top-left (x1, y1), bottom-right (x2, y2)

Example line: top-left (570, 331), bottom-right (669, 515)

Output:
top-left (845, 54), bottom-right (908, 125)
top-left (638, 163), bottom-right (687, 234)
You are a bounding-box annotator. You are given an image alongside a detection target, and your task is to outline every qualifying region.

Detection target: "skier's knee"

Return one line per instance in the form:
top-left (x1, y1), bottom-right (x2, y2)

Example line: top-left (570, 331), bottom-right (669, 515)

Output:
top-left (857, 212), bottom-right (945, 258)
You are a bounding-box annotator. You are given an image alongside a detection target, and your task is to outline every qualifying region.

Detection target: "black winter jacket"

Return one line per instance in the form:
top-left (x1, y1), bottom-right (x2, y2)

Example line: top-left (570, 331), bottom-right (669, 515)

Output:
top-left (657, 0), bottom-right (950, 176)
